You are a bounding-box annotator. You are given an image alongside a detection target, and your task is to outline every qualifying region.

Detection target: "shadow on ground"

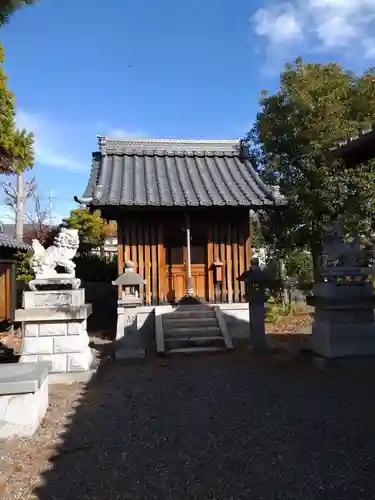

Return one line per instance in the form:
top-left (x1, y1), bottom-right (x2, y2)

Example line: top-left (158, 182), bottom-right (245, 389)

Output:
top-left (34, 343), bottom-right (375, 500)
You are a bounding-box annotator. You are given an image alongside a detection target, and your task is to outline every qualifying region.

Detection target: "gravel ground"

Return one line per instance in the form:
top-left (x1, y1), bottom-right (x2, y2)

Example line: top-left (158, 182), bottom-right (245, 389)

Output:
top-left (2, 343), bottom-right (375, 500)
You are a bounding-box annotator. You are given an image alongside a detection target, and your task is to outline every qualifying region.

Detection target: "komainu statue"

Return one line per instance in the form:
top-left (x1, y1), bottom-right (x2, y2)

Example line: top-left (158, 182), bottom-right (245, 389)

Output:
top-left (29, 228), bottom-right (80, 290)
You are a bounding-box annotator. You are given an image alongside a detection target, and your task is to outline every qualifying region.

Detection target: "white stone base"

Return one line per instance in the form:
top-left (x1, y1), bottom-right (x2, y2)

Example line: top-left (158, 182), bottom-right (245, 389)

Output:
top-left (16, 293), bottom-right (93, 373)
top-left (0, 363), bottom-right (50, 439)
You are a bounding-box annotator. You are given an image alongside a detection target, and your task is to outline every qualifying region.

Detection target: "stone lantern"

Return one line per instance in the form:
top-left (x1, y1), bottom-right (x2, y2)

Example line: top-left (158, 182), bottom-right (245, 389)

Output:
top-left (307, 222), bottom-right (375, 359)
top-left (239, 257), bottom-right (280, 352)
top-left (112, 261), bottom-right (146, 359)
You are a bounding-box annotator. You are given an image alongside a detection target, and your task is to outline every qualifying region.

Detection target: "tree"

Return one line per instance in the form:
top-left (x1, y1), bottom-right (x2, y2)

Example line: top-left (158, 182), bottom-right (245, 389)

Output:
top-left (0, 1), bottom-right (37, 238)
top-left (2, 176), bottom-right (49, 234)
top-left (63, 208), bottom-right (116, 255)
top-left (247, 58), bottom-right (375, 280)
top-left (0, 44), bottom-right (34, 238)
top-left (0, 0), bottom-right (37, 26)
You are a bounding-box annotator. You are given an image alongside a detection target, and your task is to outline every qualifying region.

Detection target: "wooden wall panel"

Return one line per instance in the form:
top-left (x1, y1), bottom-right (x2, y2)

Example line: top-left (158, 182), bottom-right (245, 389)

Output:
top-left (0, 263), bottom-right (12, 320)
top-left (212, 223), bottom-right (220, 303)
top-left (232, 224), bottom-right (240, 303)
top-left (238, 227), bottom-right (246, 302)
top-left (225, 222), bottom-right (233, 303)
top-left (118, 212), bottom-right (250, 306)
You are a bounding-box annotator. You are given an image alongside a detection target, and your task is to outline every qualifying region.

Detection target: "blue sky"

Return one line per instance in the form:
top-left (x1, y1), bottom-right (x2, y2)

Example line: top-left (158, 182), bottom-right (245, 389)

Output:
top-left (1, 0), bottom-right (375, 222)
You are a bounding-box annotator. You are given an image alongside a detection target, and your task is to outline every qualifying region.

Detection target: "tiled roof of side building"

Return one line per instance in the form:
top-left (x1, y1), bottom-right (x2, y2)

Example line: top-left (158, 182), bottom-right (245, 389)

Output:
top-left (77, 137), bottom-right (286, 208)
top-left (0, 233), bottom-right (30, 251)
top-left (332, 124), bottom-right (375, 165)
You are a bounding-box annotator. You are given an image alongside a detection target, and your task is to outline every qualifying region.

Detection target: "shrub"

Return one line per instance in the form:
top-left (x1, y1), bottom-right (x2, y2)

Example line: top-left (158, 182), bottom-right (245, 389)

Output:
top-left (74, 254), bottom-right (117, 282)
top-left (15, 251), bottom-right (33, 282)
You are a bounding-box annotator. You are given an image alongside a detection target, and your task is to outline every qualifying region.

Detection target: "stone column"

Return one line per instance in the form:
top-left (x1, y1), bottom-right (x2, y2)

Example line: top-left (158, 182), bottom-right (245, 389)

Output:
top-left (249, 285), bottom-right (269, 352)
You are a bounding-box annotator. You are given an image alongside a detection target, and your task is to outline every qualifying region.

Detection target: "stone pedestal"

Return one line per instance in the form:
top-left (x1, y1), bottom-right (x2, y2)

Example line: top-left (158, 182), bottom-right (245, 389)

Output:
top-left (309, 281), bottom-right (375, 358)
top-left (0, 362), bottom-right (50, 439)
top-left (115, 294), bottom-right (144, 359)
top-left (15, 289), bottom-right (93, 373)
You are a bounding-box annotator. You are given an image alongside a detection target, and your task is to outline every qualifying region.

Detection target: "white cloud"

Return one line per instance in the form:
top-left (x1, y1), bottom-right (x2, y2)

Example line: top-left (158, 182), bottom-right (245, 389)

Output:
top-left (253, 4), bottom-right (302, 45)
top-left (251, 0), bottom-right (375, 60)
top-left (16, 110), bottom-right (86, 172)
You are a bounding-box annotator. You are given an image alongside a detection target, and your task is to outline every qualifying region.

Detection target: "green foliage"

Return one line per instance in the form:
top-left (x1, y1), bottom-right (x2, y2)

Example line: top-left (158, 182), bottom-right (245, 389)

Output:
top-left (266, 296), bottom-right (309, 324)
top-left (14, 251), bottom-right (33, 282)
top-left (0, 44), bottom-right (34, 173)
top-left (284, 250), bottom-right (314, 283)
top-left (63, 208), bottom-right (116, 255)
top-left (0, 0), bottom-right (37, 26)
top-left (74, 254), bottom-right (117, 282)
top-left (248, 58), bottom-right (375, 279)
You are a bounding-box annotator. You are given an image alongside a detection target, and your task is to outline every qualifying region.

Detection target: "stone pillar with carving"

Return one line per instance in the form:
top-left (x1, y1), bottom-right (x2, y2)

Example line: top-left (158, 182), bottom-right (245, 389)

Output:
top-left (112, 261), bottom-right (145, 359)
top-left (15, 228), bottom-right (93, 374)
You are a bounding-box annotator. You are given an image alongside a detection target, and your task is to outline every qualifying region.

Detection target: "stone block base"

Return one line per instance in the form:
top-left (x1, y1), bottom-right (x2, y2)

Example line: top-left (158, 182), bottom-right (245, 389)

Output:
top-left (0, 362), bottom-right (50, 439)
top-left (311, 320), bottom-right (375, 358)
top-left (16, 301), bottom-right (93, 373)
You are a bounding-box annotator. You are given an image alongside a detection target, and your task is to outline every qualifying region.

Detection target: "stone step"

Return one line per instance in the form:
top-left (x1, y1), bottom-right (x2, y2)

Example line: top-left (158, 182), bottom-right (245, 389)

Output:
top-left (175, 305), bottom-right (213, 312)
top-left (166, 310), bottom-right (216, 320)
top-left (167, 346), bottom-right (226, 355)
top-left (165, 335), bottom-right (224, 343)
top-left (164, 326), bottom-right (222, 338)
top-left (163, 317), bottom-right (218, 328)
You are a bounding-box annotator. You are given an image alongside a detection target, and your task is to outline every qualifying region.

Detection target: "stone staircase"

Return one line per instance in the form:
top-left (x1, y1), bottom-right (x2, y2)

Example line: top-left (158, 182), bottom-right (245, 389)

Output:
top-left (155, 304), bottom-right (234, 355)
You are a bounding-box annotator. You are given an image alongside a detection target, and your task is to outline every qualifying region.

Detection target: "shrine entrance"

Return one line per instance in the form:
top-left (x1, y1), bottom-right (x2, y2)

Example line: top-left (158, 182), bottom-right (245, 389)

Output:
top-left (164, 224), bottom-right (207, 303)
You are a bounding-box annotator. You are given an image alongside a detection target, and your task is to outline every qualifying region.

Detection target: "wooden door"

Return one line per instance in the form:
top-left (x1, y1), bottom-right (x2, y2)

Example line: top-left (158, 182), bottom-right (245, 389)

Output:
top-left (164, 246), bottom-right (186, 303)
top-left (190, 245), bottom-right (207, 300)
top-left (0, 262), bottom-right (12, 321)
top-left (164, 244), bottom-right (208, 303)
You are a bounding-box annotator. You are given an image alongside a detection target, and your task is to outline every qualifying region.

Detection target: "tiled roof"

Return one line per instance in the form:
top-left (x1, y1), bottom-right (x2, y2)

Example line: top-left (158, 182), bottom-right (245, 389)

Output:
top-left (332, 124), bottom-right (375, 165)
top-left (0, 233), bottom-right (30, 251)
top-left (79, 138), bottom-right (286, 208)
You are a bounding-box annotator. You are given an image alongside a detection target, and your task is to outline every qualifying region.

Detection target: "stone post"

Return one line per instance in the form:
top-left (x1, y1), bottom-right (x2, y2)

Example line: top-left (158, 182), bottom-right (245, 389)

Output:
top-left (112, 261), bottom-right (146, 360)
top-left (248, 285), bottom-right (268, 352)
top-left (239, 257), bottom-right (279, 353)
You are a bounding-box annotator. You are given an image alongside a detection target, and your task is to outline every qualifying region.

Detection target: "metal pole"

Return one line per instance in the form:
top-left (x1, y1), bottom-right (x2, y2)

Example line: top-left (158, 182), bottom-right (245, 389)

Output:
top-left (185, 212), bottom-right (193, 297)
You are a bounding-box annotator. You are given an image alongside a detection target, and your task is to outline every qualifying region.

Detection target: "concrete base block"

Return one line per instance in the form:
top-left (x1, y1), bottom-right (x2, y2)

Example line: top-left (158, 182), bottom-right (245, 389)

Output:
top-left (0, 362), bottom-right (50, 439)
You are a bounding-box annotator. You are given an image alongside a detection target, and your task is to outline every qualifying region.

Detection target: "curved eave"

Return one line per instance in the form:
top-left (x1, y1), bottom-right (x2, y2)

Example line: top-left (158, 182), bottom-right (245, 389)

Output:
top-left (74, 195), bottom-right (93, 206)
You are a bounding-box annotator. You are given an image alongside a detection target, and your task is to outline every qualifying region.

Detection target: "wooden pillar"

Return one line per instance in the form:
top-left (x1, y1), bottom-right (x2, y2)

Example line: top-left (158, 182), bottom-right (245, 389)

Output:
top-left (117, 226), bottom-right (124, 298)
top-left (185, 212), bottom-right (193, 297)
top-left (144, 222), bottom-right (151, 306)
top-left (226, 222), bottom-right (233, 303)
top-left (157, 223), bottom-right (164, 304)
top-left (207, 225), bottom-right (214, 303)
